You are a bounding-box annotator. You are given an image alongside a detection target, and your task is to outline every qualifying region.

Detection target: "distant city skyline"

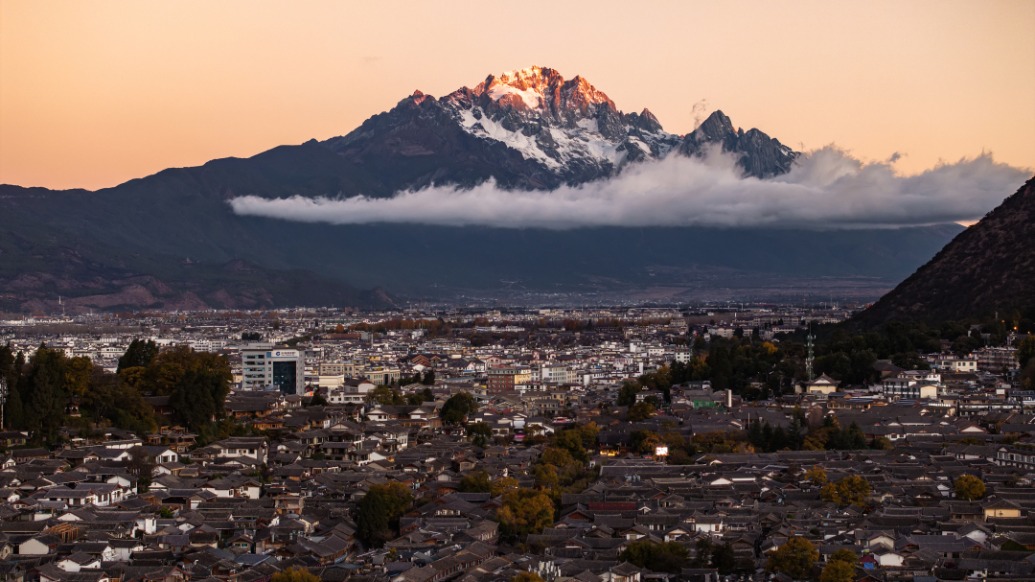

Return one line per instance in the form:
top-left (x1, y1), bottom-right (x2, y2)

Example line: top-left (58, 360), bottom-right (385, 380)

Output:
top-left (1, 0), bottom-right (1032, 191)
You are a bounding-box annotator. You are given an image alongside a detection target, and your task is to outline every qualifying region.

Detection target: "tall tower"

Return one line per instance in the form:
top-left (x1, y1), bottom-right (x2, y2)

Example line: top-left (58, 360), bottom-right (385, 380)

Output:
top-left (805, 326), bottom-right (815, 383)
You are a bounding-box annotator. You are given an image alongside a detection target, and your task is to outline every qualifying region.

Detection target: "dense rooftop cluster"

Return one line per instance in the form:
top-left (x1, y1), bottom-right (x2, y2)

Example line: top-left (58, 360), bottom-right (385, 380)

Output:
top-left (0, 305), bottom-right (1033, 582)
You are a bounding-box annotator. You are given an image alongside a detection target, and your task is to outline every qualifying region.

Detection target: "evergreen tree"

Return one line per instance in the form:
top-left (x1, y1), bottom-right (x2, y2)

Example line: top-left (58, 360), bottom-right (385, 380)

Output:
top-left (619, 540), bottom-right (690, 574)
top-left (118, 339), bottom-right (159, 373)
top-left (24, 345), bottom-right (69, 445)
top-left (712, 542), bottom-right (737, 574)
top-left (0, 345), bottom-right (23, 429)
top-left (616, 380), bottom-right (640, 407)
top-left (356, 482), bottom-right (412, 547)
top-left (440, 392), bottom-right (477, 425)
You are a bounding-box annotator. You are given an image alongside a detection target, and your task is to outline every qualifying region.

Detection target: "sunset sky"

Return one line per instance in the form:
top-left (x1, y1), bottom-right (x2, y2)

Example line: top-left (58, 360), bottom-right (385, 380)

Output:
top-left (1, 0), bottom-right (1032, 191)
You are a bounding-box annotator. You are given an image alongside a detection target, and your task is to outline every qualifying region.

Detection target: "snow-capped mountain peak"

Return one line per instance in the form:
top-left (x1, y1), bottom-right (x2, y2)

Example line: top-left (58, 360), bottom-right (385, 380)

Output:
top-left (438, 67), bottom-right (674, 176)
top-left (326, 67), bottom-right (798, 187)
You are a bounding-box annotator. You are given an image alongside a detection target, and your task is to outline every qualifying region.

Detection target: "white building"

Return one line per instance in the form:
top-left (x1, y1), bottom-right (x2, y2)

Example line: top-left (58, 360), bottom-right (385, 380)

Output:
top-left (240, 343), bottom-right (305, 394)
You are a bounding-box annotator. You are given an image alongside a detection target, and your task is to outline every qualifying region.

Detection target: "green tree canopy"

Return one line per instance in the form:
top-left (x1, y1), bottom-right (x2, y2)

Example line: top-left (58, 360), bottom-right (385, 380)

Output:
top-left (356, 482), bottom-right (413, 548)
top-left (1017, 335), bottom-right (1035, 369)
top-left (954, 474), bottom-right (986, 500)
top-left (616, 380), bottom-right (641, 407)
top-left (819, 559), bottom-right (855, 582)
top-left (467, 421), bottom-right (492, 447)
top-left (458, 470), bottom-right (492, 493)
top-left (144, 346), bottom-right (232, 435)
top-left (271, 566), bottom-right (320, 582)
top-left (118, 339), bottom-right (158, 373)
top-left (804, 466), bottom-right (828, 485)
top-left (440, 391), bottom-right (477, 425)
top-left (619, 540), bottom-right (689, 574)
top-left (421, 369), bottom-right (436, 385)
top-left (767, 536), bottom-right (819, 580)
top-left (828, 548), bottom-right (857, 565)
top-left (497, 487), bottom-right (554, 542)
top-left (369, 385), bottom-right (404, 406)
top-left (80, 367), bottom-right (157, 436)
top-left (627, 401), bottom-right (656, 421)
top-left (23, 345), bottom-right (70, 445)
top-left (820, 475), bottom-right (871, 507)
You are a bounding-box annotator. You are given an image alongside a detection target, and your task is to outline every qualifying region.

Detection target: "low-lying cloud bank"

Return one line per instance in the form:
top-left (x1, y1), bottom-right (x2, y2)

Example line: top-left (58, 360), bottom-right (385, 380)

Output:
top-left (229, 148), bottom-right (1030, 229)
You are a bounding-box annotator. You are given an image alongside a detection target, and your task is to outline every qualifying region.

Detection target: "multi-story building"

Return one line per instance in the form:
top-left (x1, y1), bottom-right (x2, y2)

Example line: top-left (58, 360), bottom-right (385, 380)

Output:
top-left (928, 354), bottom-right (978, 373)
top-left (240, 343), bottom-right (305, 395)
top-left (487, 367), bottom-right (532, 395)
top-left (881, 371), bottom-right (940, 400)
top-left (974, 347), bottom-right (1019, 372)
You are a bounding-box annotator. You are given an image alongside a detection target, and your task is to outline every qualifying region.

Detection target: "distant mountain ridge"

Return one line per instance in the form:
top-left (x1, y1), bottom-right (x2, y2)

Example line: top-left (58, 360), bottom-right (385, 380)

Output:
top-left (855, 176), bottom-right (1035, 325)
top-left (324, 66), bottom-right (796, 189)
top-left (0, 66), bottom-right (964, 313)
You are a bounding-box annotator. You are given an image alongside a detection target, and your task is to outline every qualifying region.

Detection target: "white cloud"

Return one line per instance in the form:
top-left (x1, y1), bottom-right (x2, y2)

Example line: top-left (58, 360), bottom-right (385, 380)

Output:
top-left (228, 147), bottom-right (1030, 229)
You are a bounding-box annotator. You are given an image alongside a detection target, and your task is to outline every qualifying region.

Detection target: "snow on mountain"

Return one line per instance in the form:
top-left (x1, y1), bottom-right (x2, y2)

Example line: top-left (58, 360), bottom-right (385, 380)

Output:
top-left (324, 66), bottom-right (799, 185)
top-left (441, 66), bottom-right (679, 176)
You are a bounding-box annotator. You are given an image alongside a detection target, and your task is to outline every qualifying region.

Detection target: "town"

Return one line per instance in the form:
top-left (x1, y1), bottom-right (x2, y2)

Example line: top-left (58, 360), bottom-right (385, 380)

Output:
top-left (0, 304), bottom-right (1033, 582)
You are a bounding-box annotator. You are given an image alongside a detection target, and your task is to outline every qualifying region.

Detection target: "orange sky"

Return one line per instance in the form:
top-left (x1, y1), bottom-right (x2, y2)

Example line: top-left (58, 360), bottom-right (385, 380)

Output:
top-left (1, 0), bottom-right (1032, 191)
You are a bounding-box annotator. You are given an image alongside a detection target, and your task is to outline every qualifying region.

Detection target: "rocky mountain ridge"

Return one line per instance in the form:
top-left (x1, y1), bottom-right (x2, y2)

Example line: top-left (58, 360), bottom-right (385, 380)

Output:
top-left (0, 66), bottom-right (963, 313)
top-left (326, 66), bottom-right (797, 186)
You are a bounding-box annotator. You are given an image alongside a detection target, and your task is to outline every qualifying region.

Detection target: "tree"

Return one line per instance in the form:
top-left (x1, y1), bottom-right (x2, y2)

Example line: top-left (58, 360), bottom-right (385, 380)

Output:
top-left (1017, 335), bottom-right (1035, 369)
top-left (1, 344), bottom-right (24, 429)
top-left (490, 476), bottom-right (520, 497)
top-left (356, 482), bottom-right (413, 548)
top-left (497, 487), bottom-right (554, 542)
top-left (712, 542), bottom-right (736, 574)
top-left (767, 536), bottom-right (818, 580)
top-left (145, 346), bottom-right (231, 435)
top-left (828, 548), bottom-right (857, 565)
top-left (552, 427), bottom-right (590, 463)
top-left (467, 422), bottom-right (492, 447)
top-left (619, 540), bottom-right (689, 574)
top-left (406, 387), bottom-right (434, 405)
top-left (804, 466), bottom-right (828, 485)
top-left (369, 385), bottom-right (404, 406)
top-left (168, 369), bottom-right (225, 433)
top-left (126, 446), bottom-right (156, 492)
top-left (627, 401), bottom-right (655, 421)
top-left (23, 345), bottom-right (69, 445)
top-left (954, 474), bottom-right (986, 500)
top-left (421, 369), bottom-right (436, 385)
top-left (616, 380), bottom-right (640, 407)
top-left (820, 549), bottom-right (857, 582)
top-left (271, 567), bottom-right (320, 582)
top-left (64, 356), bottom-right (93, 397)
top-left (821, 475), bottom-right (871, 507)
top-left (820, 560), bottom-right (855, 582)
top-left (1022, 359), bottom-right (1035, 391)
top-left (80, 367), bottom-right (157, 436)
top-left (118, 339), bottom-right (158, 373)
top-left (440, 391), bottom-right (477, 425)
top-left (511, 573), bottom-right (544, 582)
top-left (458, 470), bottom-right (492, 493)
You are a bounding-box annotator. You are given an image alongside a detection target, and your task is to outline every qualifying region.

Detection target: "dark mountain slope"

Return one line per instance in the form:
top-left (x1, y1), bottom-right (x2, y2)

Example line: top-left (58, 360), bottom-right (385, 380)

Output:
top-left (855, 176), bottom-right (1035, 325)
top-left (0, 67), bottom-right (968, 312)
